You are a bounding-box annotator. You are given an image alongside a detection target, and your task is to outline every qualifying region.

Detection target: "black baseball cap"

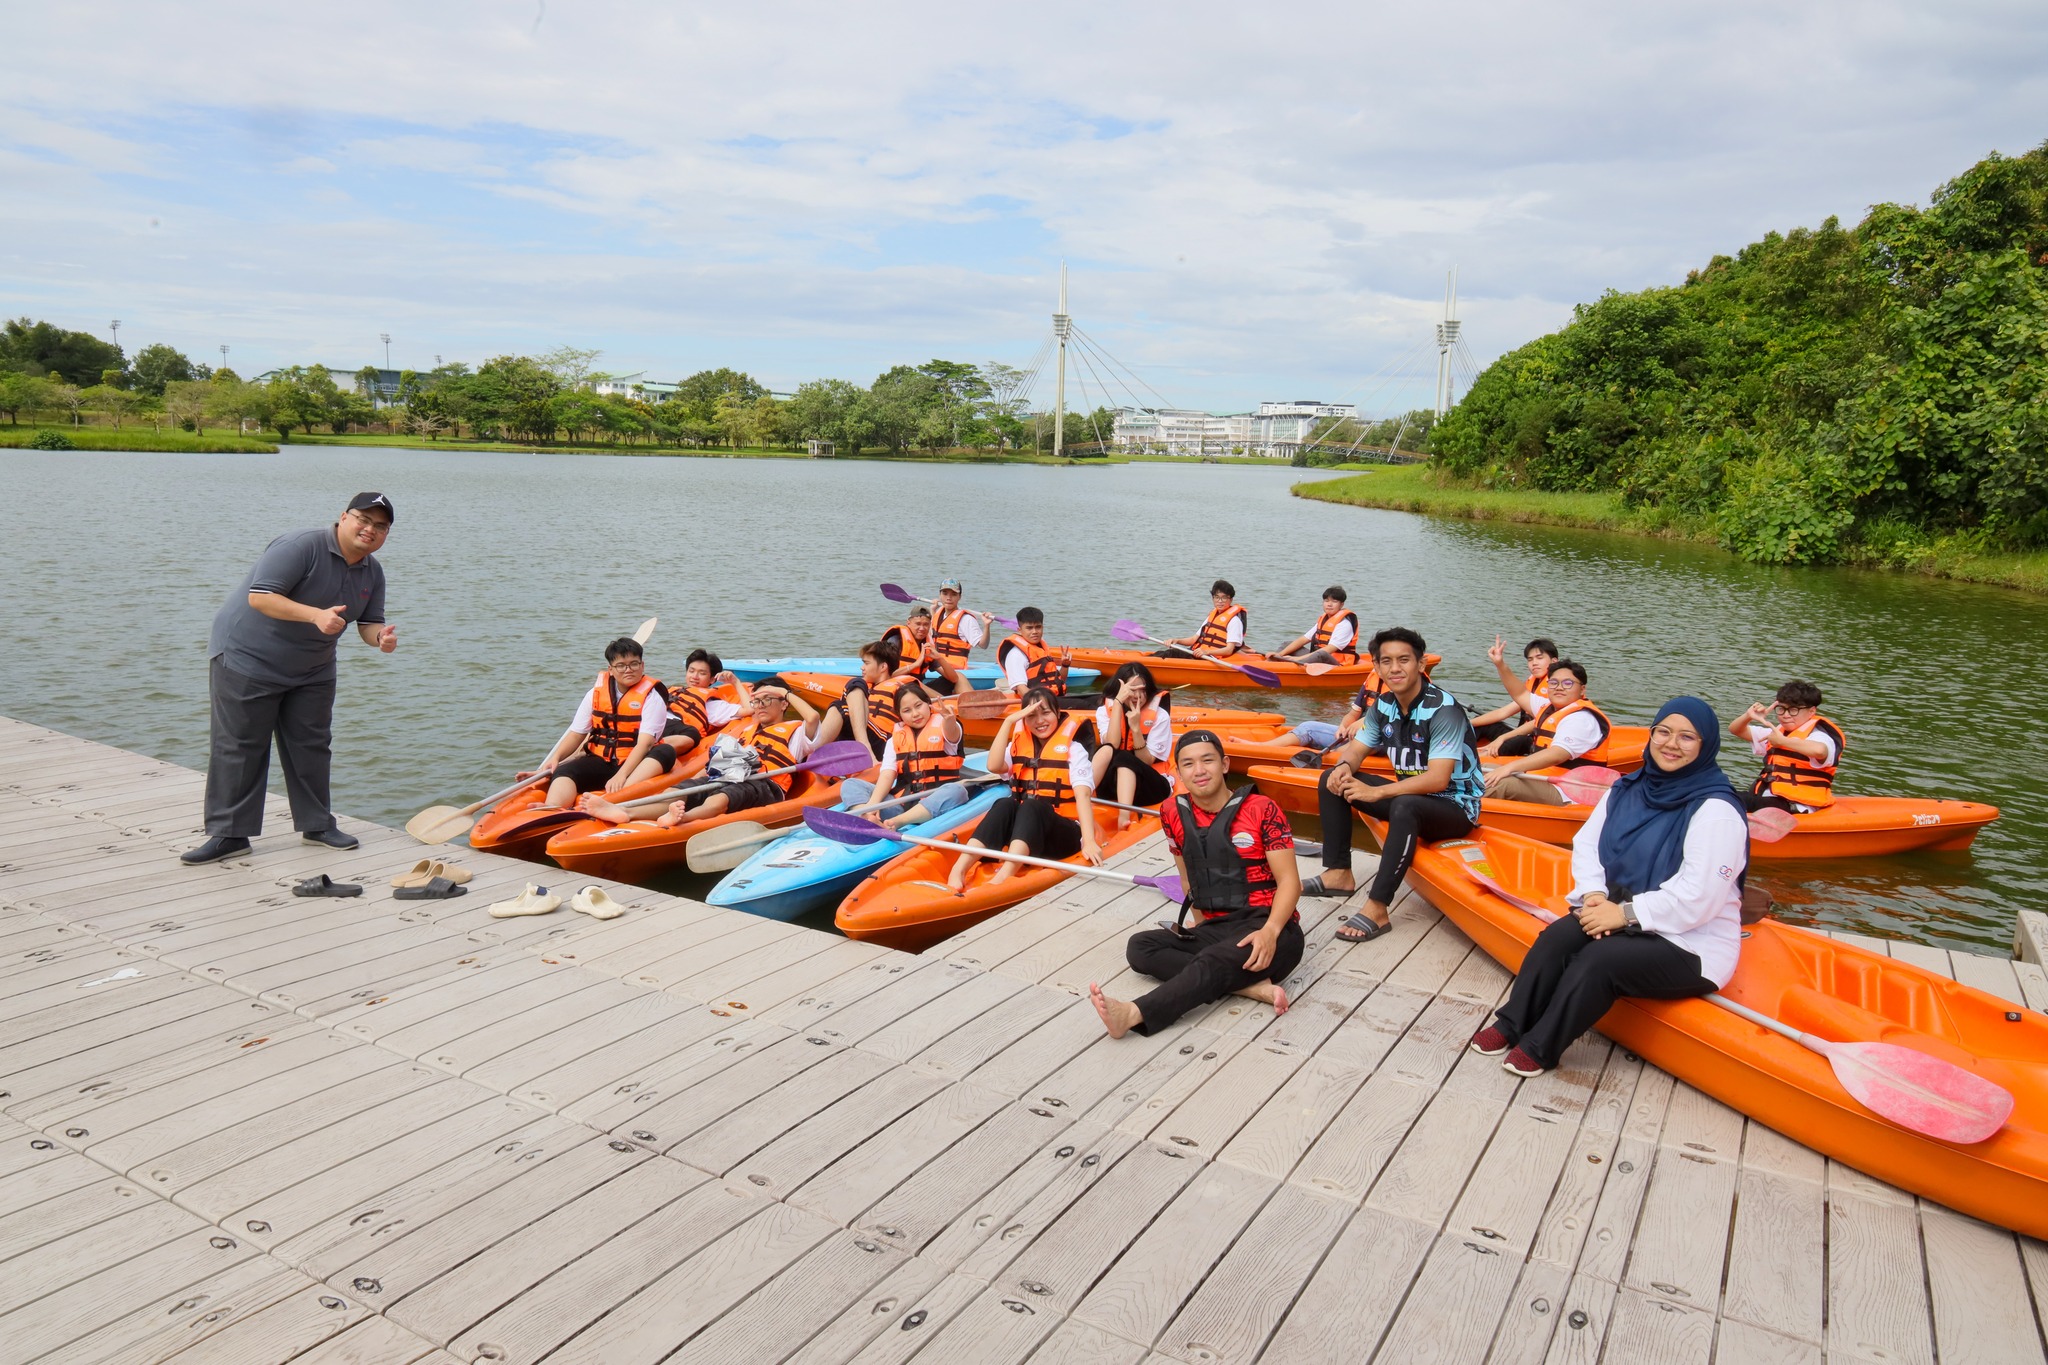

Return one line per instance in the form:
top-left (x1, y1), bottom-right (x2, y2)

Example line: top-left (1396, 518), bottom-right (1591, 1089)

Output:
top-left (1174, 728), bottom-right (1227, 758)
top-left (348, 491), bottom-right (396, 524)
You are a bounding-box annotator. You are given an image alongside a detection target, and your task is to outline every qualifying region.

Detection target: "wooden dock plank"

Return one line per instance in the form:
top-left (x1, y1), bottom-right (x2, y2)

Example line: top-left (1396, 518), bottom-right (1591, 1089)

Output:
top-left (1920, 1206), bottom-right (2048, 1365)
top-left (1826, 1191), bottom-right (1936, 1365)
top-left (1068, 1160), bottom-right (1276, 1345)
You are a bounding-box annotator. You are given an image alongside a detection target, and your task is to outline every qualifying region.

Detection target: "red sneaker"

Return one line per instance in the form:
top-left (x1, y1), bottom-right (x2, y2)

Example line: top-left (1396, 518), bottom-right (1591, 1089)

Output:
top-left (1469, 1026), bottom-right (1510, 1056)
top-left (1501, 1047), bottom-right (1545, 1078)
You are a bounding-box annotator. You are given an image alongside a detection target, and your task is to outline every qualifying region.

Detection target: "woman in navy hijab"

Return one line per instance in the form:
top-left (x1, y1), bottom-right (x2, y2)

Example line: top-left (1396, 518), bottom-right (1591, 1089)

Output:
top-left (1472, 696), bottom-right (1750, 1076)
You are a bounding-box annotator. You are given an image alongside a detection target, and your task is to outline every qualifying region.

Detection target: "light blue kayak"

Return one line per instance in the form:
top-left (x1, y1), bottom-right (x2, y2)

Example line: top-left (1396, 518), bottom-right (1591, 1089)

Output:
top-left (708, 755), bottom-right (1001, 921)
top-left (722, 657), bottom-right (1098, 691)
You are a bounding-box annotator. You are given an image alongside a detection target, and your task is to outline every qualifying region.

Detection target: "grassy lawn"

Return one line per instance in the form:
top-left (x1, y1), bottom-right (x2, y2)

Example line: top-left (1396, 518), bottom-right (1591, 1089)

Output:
top-left (0, 425), bottom-right (277, 453)
top-left (1295, 463), bottom-right (2048, 597)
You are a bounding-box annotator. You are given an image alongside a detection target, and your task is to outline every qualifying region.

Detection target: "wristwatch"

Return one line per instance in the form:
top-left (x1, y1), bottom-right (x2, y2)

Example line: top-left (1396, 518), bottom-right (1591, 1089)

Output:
top-left (1619, 900), bottom-right (1640, 930)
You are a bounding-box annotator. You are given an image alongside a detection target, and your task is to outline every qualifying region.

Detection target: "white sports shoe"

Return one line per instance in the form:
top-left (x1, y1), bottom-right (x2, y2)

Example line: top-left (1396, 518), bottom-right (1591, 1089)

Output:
top-left (487, 884), bottom-right (562, 918)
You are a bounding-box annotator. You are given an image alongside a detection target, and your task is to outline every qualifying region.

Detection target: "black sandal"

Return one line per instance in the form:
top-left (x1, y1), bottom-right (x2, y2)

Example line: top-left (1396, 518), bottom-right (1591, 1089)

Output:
top-left (292, 874), bottom-right (362, 898)
top-left (1335, 913), bottom-right (1391, 942)
top-left (1299, 875), bottom-right (1347, 897)
top-left (393, 877), bottom-right (467, 901)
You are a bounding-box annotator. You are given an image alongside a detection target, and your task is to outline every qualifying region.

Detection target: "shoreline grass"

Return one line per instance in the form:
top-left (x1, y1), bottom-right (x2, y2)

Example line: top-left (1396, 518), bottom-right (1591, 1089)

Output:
top-left (289, 432), bottom-right (1115, 465)
top-left (1295, 463), bottom-right (2048, 597)
top-left (0, 425), bottom-right (278, 453)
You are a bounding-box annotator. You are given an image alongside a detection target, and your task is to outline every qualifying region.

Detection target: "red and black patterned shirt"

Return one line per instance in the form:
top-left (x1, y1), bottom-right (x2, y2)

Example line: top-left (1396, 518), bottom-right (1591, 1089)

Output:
top-left (1161, 791), bottom-right (1297, 922)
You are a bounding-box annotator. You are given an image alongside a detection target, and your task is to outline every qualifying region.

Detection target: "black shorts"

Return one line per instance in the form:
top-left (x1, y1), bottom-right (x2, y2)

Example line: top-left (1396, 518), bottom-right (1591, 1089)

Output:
top-left (687, 776), bottom-right (786, 815)
top-left (661, 719), bottom-right (703, 745)
top-left (551, 752), bottom-right (623, 792)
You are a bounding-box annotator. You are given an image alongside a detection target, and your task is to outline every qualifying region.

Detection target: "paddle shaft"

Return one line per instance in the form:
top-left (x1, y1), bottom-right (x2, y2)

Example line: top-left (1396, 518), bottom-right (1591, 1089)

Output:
top-left (456, 774), bottom-right (548, 819)
top-left (877, 827), bottom-right (1166, 886)
top-left (1117, 625), bottom-right (1280, 688)
top-left (618, 752), bottom-right (850, 815)
top-left (881, 584), bottom-right (1018, 630)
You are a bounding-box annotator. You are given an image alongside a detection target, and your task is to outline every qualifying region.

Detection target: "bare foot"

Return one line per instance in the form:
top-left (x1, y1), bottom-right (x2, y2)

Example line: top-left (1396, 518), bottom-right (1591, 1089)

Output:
top-left (1089, 983), bottom-right (1142, 1038)
top-left (1233, 980), bottom-right (1289, 1015)
top-left (579, 795), bottom-right (631, 823)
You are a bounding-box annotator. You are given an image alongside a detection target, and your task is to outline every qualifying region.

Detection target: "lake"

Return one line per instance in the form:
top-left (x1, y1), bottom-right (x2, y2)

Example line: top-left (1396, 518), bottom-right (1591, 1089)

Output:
top-left (1, 446), bottom-right (2039, 953)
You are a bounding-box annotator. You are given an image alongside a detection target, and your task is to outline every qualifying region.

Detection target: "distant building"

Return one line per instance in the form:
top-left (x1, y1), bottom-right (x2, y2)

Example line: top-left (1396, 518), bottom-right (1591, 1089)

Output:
top-left (1111, 399), bottom-right (1357, 457)
top-left (352, 368), bottom-right (402, 405)
top-left (591, 372), bottom-right (679, 403)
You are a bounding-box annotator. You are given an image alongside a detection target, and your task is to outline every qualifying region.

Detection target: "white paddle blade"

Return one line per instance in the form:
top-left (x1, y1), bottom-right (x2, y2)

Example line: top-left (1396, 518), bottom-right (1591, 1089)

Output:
top-left (1820, 1038), bottom-right (2015, 1145)
top-left (684, 822), bottom-right (779, 873)
top-left (405, 807), bottom-right (473, 845)
top-left (632, 616), bottom-right (658, 644)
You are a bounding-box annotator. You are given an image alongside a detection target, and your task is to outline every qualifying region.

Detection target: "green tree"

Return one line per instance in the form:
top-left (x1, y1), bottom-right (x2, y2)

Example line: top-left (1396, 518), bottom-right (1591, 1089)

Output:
top-left (0, 318), bottom-right (123, 386)
top-left (128, 343), bottom-right (195, 397)
top-left (673, 368), bottom-right (765, 428)
top-left (468, 355), bottom-right (562, 441)
top-left (85, 383), bottom-right (145, 428)
top-left (162, 380), bottom-right (211, 433)
top-left (0, 371), bottom-right (50, 425)
top-left (784, 378), bottom-right (869, 452)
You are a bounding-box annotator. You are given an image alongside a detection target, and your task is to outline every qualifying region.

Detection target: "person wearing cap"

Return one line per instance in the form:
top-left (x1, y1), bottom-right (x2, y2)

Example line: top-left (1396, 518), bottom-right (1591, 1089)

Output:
top-left (1089, 730), bottom-right (1303, 1038)
top-left (926, 578), bottom-right (990, 696)
top-left (183, 493), bottom-right (399, 864)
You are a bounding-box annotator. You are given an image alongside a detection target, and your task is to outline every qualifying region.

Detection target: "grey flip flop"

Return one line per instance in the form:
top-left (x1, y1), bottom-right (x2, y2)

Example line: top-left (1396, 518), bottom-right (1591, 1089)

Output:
top-left (293, 874), bottom-right (362, 898)
top-left (1335, 913), bottom-right (1391, 942)
top-left (393, 877), bottom-right (467, 901)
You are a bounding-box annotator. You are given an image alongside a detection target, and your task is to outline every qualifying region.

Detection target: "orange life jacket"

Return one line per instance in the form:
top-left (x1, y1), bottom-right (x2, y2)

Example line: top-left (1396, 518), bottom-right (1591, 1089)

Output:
top-left (882, 623), bottom-right (933, 675)
top-left (1532, 698), bottom-right (1613, 769)
top-left (1005, 713), bottom-right (1089, 808)
top-left (931, 607), bottom-right (975, 666)
top-left (891, 714), bottom-right (965, 794)
top-left (855, 674), bottom-right (916, 745)
top-left (1352, 667), bottom-right (1387, 714)
top-left (1193, 603), bottom-right (1247, 654)
top-left (666, 681), bottom-right (737, 739)
top-left (1755, 715), bottom-right (1844, 808)
top-left (997, 634), bottom-right (1067, 695)
top-left (733, 718), bottom-right (803, 793)
top-left (583, 675), bottom-right (662, 764)
top-left (1308, 607), bottom-right (1359, 664)
top-left (1100, 698), bottom-right (1165, 754)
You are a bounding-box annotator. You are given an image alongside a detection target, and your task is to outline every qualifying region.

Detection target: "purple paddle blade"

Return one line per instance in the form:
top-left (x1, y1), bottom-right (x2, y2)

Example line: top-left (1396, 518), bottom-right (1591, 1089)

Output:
top-left (1235, 663), bottom-right (1284, 689)
top-left (991, 613), bottom-right (1020, 629)
top-left (802, 806), bottom-right (905, 846)
top-left (1110, 619), bottom-right (1154, 643)
top-left (803, 741), bottom-right (884, 779)
top-left (879, 583), bottom-right (919, 605)
top-left (1134, 873), bottom-right (1186, 902)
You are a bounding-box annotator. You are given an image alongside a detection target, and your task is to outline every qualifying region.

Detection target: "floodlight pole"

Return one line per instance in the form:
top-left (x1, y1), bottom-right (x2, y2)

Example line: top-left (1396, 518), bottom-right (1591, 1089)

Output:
top-left (1052, 263), bottom-right (1070, 459)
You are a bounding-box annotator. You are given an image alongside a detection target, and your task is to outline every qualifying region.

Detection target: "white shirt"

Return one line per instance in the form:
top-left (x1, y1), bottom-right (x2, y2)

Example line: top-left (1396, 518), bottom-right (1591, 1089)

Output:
top-left (703, 697), bottom-right (741, 727)
top-left (1307, 616), bottom-right (1355, 650)
top-left (995, 730), bottom-right (1096, 794)
top-left (1515, 703), bottom-right (1603, 759)
top-left (1220, 616), bottom-right (1245, 647)
top-left (942, 610), bottom-right (986, 649)
top-left (998, 639), bottom-right (1038, 689)
top-left (1569, 795), bottom-right (1747, 986)
top-left (1094, 703), bottom-right (1172, 761)
top-left (570, 685), bottom-right (667, 744)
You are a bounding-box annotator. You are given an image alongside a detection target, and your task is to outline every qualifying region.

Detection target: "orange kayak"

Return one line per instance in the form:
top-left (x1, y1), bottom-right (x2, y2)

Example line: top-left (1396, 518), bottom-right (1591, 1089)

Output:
top-left (470, 683), bottom-right (745, 861)
top-left (1248, 764), bottom-right (1999, 859)
top-left (1387, 821), bottom-right (2048, 1240)
top-left (1223, 724), bottom-right (1650, 775)
top-left (1061, 646), bottom-right (1433, 691)
top-left (540, 771), bottom-right (852, 882)
top-left (835, 808), bottom-right (1159, 953)
top-left (779, 671), bottom-right (1288, 744)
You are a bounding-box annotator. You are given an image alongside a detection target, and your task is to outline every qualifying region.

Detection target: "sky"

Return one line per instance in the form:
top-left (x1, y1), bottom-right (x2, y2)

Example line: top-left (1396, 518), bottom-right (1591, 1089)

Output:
top-left (4, 2), bottom-right (2044, 416)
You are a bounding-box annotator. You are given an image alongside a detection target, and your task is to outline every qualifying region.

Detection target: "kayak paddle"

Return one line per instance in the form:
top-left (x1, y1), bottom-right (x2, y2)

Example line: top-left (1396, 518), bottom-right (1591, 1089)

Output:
top-left (682, 771), bottom-right (1009, 872)
top-left (880, 583), bottom-right (1018, 630)
top-left (1110, 620), bottom-right (1282, 689)
top-left (604, 740), bottom-right (877, 818)
top-left (405, 615), bottom-right (660, 843)
top-left (1459, 866), bottom-right (2014, 1144)
top-left (802, 806), bottom-right (1187, 901)
top-left (1747, 806), bottom-right (1799, 843)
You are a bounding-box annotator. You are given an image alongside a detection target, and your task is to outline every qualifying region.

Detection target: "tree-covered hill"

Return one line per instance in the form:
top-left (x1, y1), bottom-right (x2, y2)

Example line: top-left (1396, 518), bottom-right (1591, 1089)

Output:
top-left (1432, 143), bottom-right (2048, 564)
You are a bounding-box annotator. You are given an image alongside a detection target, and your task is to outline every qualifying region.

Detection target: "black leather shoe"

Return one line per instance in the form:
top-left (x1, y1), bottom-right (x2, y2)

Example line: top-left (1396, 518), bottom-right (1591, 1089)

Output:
top-left (180, 836), bottom-right (250, 865)
top-left (302, 827), bottom-right (360, 850)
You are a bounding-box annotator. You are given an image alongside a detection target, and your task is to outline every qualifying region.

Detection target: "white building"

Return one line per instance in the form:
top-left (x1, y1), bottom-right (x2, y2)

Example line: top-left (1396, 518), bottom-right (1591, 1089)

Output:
top-left (1112, 399), bottom-right (1356, 457)
top-left (591, 372), bottom-right (679, 403)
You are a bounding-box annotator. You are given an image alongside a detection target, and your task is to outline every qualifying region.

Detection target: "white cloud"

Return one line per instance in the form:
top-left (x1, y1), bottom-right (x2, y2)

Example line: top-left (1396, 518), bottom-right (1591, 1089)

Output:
top-left (1, 1), bottom-right (2042, 410)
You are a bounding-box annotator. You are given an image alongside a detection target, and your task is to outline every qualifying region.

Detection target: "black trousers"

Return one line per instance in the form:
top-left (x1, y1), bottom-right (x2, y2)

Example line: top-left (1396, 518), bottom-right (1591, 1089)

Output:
top-left (1493, 915), bottom-right (1714, 1067)
top-left (972, 796), bottom-right (1082, 859)
top-left (1741, 791), bottom-right (1797, 813)
top-left (1097, 748), bottom-right (1170, 806)
top-left (1126, 913), bottom-right (1306, 1034)
top-left (1319, 770), bottom-right (1474, 905)
top-left (204, 658), bottom-right (338, 837)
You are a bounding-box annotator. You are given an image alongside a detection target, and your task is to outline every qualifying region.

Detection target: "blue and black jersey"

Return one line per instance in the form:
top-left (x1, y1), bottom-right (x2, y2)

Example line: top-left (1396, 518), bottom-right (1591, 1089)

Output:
top-left (1359, 681), bottom-right (1485, 820)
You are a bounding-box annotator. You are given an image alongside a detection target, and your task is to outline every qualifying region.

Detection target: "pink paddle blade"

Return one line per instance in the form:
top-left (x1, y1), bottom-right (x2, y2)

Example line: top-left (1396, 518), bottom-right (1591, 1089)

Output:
top-left (1818, 1038), bottom-right (2015, 1145)
top-left (1110, 619), bottom-right (1154, 643)
top-left (1464, 868), bottom-right (1560, 921)
top-left (1748, 807), bottom-right (1799, 842)
top-left (1299, 661), bottom-right (1336, 676)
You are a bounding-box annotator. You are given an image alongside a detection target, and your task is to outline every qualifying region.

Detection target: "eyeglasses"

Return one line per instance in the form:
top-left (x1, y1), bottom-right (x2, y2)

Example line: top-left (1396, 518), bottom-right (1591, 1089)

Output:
top-left (347, 511), bottom-right (392, 534)
top-left (1649, 725), bottom-right (1702, 747)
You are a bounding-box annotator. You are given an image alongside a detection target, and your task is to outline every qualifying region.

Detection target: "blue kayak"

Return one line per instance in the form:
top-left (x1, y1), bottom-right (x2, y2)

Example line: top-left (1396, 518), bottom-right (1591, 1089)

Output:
top-left (722, 657), bottom-right (1098, 691)
top-left (708, 755), bottom-right (1002, 921)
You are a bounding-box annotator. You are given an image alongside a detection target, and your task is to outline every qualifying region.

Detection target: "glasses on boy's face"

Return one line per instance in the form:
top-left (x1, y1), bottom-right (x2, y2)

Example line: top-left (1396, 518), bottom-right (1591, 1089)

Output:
top-left (346, 511), bottom-right (392, 534)
top-left (1650, 725), bottom-right (1702, 747)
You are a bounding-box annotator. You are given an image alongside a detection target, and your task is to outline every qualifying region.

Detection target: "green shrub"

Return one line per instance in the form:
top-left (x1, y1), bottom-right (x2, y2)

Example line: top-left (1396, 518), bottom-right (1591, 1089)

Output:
top-left (28, 430), bottom-right (75, 450)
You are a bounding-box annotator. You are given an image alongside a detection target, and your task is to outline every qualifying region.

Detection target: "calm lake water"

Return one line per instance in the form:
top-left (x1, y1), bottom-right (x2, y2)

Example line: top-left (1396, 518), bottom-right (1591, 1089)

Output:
top-left (2, 446), bottom-right (2041, 954)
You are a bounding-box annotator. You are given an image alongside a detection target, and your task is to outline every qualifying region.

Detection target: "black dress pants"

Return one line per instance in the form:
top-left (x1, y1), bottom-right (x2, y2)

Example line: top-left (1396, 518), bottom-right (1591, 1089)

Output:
top-left (1493, 915), bottom-right (1714, 1067)
top-left (1125, 913), bottom-right (1306, 1034)
top-left (971, 796), bottom-right (1083, 859)
top-left (1741, 791), bottom-right (1797, 814)
top-left (1318, 770), bottom-right (1474, 905)
top-left (1097, 748), bottom-right (1170, 806)
top-left (204, 657), bottom-right (337, 837)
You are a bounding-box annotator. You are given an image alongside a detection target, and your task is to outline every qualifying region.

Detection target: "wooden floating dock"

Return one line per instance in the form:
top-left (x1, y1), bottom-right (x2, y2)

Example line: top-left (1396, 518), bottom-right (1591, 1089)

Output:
top-left (0, 712), bottom-right (2043, 1364)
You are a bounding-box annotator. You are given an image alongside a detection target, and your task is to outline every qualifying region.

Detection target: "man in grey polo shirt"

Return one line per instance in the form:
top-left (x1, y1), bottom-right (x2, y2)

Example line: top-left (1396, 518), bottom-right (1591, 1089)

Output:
top-left (182, 492), bottom-right (400, 864)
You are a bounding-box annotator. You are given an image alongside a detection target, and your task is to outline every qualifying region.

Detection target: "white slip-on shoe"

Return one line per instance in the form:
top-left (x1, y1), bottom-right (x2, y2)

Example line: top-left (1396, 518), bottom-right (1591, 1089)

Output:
top-left (488, 883), bottom-right (562, 918)
top-left (570, 886), bottom-right (626, 920)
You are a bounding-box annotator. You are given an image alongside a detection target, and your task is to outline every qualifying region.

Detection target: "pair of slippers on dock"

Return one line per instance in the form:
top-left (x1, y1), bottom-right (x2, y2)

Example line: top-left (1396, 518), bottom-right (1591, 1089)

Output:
top-left (487, 883), bottom-right (627, 920)
top-left (392, 859), bottom-right (474, 900)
